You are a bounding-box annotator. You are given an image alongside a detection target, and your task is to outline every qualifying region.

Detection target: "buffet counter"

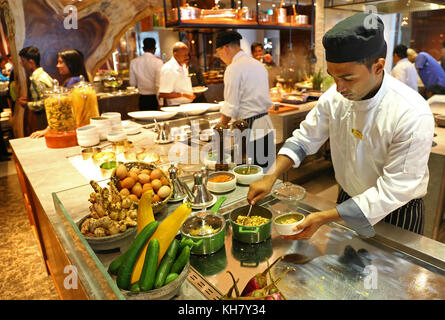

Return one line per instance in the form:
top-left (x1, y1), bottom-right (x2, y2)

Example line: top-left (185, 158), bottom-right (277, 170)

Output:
top-left (10, 114), bottom-right (445, 299)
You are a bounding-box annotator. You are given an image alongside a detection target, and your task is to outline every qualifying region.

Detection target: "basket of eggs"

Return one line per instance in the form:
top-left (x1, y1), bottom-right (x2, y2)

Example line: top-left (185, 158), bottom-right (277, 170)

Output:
top-left (111, 162), bottom-right (173, 214)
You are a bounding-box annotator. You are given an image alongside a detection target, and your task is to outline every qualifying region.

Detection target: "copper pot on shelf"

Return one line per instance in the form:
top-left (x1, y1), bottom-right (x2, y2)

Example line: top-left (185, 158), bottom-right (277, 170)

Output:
top-left (274, 8), bottom-right (287, 24)
top-left (289, 14), bottom-right (308, 25)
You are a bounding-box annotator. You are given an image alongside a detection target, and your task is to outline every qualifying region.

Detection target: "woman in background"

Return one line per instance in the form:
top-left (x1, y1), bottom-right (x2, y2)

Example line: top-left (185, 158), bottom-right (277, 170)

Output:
top-left (30, 49), bottom-right (99, 138)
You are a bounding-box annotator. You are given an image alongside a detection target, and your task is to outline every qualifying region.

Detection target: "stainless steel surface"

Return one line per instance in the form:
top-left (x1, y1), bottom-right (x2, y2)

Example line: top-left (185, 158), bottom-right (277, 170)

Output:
top-left (189, 196), bottom-right (445, 300)
top-left (243, 204), bottom-right (253, 226)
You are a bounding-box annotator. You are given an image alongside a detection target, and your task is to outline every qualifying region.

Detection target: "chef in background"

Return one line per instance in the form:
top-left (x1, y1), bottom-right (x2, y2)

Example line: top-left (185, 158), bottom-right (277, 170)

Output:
top-left (216, 31), bottom-right (275, 169)
top-left (248, 13), bottom-right (434, 239)
top-left (158, 42), bottom-right (195, 106)
top-left (391, 44), bottom-right (418, 91)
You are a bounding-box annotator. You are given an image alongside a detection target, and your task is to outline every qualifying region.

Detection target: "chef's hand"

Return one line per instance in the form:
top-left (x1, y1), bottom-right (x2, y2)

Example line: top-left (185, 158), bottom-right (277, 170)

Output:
top-left (247, 174), bottom-right (276, 205)
top-left (182, 92), bottom-right (195, 100)
top-left (281, 208), bottom-right (342, 240)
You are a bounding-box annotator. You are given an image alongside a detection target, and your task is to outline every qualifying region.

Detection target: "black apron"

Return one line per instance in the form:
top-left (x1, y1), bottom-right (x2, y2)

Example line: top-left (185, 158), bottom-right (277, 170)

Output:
top-left (242, 112), bottom-right (275, 169)
top-left (337, 188), bottom-right (425, 235)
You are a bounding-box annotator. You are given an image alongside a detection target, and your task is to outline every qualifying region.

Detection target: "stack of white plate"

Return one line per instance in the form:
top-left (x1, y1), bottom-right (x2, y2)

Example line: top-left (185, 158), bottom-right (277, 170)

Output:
top-left (90, 117), bottom-right (112, 140)
top-left (102, 112), bottom-right (122, 132)
top-left (76, 125), bottom-right (100, 147)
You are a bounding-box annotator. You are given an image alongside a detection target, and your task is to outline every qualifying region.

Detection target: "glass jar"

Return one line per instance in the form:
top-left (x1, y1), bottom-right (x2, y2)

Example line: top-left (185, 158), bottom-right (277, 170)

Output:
top-left (71, 75), bottom-right (100, 128)
top-left (43, 80), bottom-right (76, 133)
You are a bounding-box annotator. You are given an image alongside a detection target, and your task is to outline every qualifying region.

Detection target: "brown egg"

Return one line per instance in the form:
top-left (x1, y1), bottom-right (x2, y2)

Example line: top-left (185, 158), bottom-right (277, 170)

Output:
top-left (157, 185), bottom-right (171, 199)
top-left (115, 164), bottom-right (128, 180)
top-left (141, 169), bottom-right (151, 176)
top-left (150, 168), bottom-right (163, 181)
top-left (151, 179), bottom-right (162, 192)
top-left (129, 167), bottom-right (141, 176)
top-left (129, 194), bottom-right (139, 202)
top-left (120, 188), bottom-right (130, 197)
top-left (121, 177), bottom-right (136, 190)
top-left (138, 173), bottom-right (151, 185)
top-left (129, 171), bottom-right (139, 181)
top-left (132, 182), bottom-right (143, 198)
top-left (160, 176), bottom-right (169, 186)
top-left (152, 194), bottom-right (161, 204)
top-left (142, 183), bottom-right (153, 193)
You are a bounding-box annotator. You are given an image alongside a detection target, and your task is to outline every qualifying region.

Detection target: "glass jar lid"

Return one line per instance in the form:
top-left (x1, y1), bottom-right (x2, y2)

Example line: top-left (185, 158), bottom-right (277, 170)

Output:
top-left (272, 182), bottom-right (306, 202)
top-left (72, 75), bottom-right (93, 88)
top-left (43, 79), bottom-right (69, 95)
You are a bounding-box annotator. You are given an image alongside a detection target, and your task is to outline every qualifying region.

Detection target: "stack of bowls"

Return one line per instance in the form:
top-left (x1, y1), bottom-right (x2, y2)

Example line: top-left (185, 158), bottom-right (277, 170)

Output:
top-left (90, 116), bottom-right (112, 140)
top-left (76, 125), bottom-right (100, 147)
top-left (102, 112), bottom-right (122, 132)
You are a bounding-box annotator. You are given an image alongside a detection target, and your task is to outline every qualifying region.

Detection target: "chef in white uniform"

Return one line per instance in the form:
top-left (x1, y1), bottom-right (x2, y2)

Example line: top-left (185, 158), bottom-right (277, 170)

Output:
top-left (216, 31), bottom-right (275, 170)
top-left (158, 42), bottom-right (195, 106)
top-left (247, 13), bottom-right (435, 238)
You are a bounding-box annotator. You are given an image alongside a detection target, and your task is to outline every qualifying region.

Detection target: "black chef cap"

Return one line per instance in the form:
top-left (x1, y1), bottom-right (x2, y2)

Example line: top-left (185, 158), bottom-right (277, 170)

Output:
top-left (216, 31), bottom-right (242, 49)
top-left (323, 13), bottom-right (386, 63)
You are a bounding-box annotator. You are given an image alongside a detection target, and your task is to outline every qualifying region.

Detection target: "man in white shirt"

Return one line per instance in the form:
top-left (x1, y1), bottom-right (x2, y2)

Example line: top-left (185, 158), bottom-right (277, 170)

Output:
top-left (158, 42), bottom-right (195, 106)
top-left (130, 38), bottom-right (163, 111)
top-left (391, 44), bottom-right (418, 91)
top-left (247, 13), bottom-right (434, 239)
top-left (216, 31), bottom-right (275, 169)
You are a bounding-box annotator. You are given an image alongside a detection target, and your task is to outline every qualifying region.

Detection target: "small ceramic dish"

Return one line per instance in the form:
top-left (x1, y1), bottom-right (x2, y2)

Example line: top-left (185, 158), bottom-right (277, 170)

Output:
top-left (207, 171), bottom-right (236, 193)
top-left (273, 212), bottom-right (306, 236)
top-left (233, 164), bottom-right (264, 185)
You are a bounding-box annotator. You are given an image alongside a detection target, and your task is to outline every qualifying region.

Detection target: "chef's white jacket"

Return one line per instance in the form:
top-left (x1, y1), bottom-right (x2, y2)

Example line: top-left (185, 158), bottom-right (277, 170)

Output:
top-left (278, 73), bottom-right (435, 237)
top-left (391, 58), bottom-right (418, 92)
top-left (159, 57), bottom-right (193, 106)
top-left (129, 52), bottom-right (163, 95)
top-left (221, 50), bottom-right (274, 140)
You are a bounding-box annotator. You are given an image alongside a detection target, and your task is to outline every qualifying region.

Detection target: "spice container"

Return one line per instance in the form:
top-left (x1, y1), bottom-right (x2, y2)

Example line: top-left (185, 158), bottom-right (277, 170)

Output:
top-left (71, 75), bottom-right (99, 128)
top-left (43, 80), bottom-right (78, 148)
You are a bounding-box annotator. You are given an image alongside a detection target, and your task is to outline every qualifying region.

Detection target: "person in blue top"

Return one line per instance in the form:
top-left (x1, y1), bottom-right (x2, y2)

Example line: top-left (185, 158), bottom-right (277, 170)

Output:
top-left (409, 49), bottom-right (445, 96)
top-left (56, 49), bottom-right (89, 88)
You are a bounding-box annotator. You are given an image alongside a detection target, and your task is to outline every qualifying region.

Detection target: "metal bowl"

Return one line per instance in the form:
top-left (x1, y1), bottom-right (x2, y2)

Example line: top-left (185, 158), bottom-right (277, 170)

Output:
top-left (77, 215), bottom-right (137, 252)
top-left (122, 261), bottom-right (190, 300)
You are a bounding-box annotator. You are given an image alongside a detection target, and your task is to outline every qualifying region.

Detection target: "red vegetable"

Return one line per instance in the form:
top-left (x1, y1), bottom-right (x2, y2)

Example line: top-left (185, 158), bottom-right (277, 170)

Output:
top-left (241, 256), bottom-right (283, 296)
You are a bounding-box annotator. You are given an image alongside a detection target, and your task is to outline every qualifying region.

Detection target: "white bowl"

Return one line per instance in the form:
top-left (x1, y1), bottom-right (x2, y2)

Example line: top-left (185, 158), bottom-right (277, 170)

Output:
top-left (128, 111), bottom-right (178, 120)
top-left (76, 125), bottom-right (99, 138)
top-left (77, 135), bottom-right (100, 147)
top-left (273, 212), bottom-right (306, 236)
top-left (207, 171), bottom-right (237, 193)
top-left (90, 116), bottom-right (112, 127)
top-left (232, 164), bottom-right (264, 185)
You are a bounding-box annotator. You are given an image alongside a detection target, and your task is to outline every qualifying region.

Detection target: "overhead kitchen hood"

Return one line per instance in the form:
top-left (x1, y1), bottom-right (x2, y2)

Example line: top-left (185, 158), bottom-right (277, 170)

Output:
top-left (324, 0), bottom-right (445, 13)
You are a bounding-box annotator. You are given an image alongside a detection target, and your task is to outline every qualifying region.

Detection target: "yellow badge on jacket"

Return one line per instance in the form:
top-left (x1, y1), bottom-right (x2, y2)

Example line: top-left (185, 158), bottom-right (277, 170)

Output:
top-left (351, 128), bottom-right (363, 140)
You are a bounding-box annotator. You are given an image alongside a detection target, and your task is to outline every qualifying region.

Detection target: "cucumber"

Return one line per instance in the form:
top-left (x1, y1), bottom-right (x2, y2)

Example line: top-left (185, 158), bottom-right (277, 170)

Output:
top-left (154, 239), bottom-right (180, 288)
top-left (129, 282), bottom-right (140, 292)
top-left (165, 273), bottom-right (179, 285)
top-left (139, 238), bottom-right (160, 291)
top-left (170, 245), bottom-right (191, 275)
top-left (108, 251), bottom-right (128, 275)
top-left (116, 221), bottom-right (158, 290)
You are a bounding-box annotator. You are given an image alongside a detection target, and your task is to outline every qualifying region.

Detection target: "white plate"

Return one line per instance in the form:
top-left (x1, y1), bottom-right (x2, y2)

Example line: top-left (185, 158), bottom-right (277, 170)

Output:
top-left (127, 111), bottom-right (178, 120)
top-left (161, 104), bottom-right (210, 116)
top-left (192, 86), bottom-right (208, 94)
